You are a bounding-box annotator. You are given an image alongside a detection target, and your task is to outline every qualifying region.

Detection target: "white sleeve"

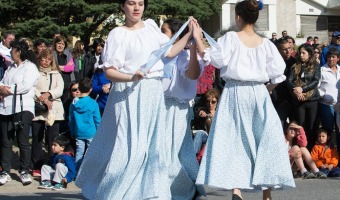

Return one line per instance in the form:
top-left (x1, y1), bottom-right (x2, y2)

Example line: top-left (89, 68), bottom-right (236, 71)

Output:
top-left (265, 40), bottom-right (286, 84)
top-left (102, 28), bottom-right (125, 70)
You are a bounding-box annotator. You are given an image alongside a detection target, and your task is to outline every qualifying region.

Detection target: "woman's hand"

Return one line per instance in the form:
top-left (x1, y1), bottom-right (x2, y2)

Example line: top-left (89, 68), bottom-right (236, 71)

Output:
top-left (102, 83), bottom-right (111, 94)
top-left (0, 85), bottom-right (11, 97)
top-left (296, 93), bottom-right (305, 101)
top-left (199, 110), bottom-right (207, 118)
top-left (131, 70), bottom-right (144, 82)
top-left (59, 65), bottom-right (65, 72)
top-left (45, 100), bottom-right (53, 110)
top-left (39, 93), bottom-right (51, 102)
top-left (293, 87), bottom-right (303, 94)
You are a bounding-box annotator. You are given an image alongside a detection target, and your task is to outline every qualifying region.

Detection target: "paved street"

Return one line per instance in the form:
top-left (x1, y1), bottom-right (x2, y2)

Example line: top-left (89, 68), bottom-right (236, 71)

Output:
top-left (1, 177), bottom-right (340, 199)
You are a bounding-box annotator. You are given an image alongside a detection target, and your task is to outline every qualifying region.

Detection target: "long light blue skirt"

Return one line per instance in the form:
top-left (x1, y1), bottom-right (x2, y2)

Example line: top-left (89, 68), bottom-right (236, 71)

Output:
top-left (196, 80), bottom-right (295, 190)
top-left (75, 79), bottom-right (170, 200)
top-left (164, 98), bottom-right (205, 199)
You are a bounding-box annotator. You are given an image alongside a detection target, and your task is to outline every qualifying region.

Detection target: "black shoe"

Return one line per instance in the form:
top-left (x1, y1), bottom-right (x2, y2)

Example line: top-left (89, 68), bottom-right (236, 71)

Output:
top-left (232, 194), bottom-right (243, 200)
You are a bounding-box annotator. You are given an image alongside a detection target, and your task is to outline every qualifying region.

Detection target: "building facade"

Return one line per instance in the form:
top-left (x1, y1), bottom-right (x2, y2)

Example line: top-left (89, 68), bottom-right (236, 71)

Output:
top-left (202, 0), bottom-right (340, 44)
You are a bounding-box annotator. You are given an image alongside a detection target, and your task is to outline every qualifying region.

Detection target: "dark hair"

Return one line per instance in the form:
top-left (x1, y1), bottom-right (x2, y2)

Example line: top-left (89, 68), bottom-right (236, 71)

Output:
top-left (2, 31), bottom-right (15, 39)
top-left (69, 81), bottom-right (79, 97)
top-left (326, 46), bottom-right (340, 58)
top-left (292, 44), bottom-right (316, 76)
top-left (307, 36), bottom-right (313, 41)
top-left (10, 40), bottom-right (37, 65)
top-left (203, 88), bottom-right (221, 103)
top-left (162, 18), bottom-right (188, 40)
top-left (314, 36), bottom-right (319, 40)
top-left (34, 38), bottom-right (47, 50)
top-left (282, 30), bottom-right (287, 35)
top-left (72, 40), bottom-right (84, 59)
top-left (78, 77), bottom-right (92, 93)
top-left (317, 128), bottom-right (331, 143)
top-left (53, 135), bottom-right (70, 148)
top-left (276, 38), bottom-right (289, 47)
top-left (235, 0), bottom-right (259, 24)
top-left (120, 0), bottom-right (148, 9)
top-left (284, 36), bottom-right (295, 44)
top-left (53, 35), bottom-right (68, 50)
top-left (92, 38), bottom-right (105, 52)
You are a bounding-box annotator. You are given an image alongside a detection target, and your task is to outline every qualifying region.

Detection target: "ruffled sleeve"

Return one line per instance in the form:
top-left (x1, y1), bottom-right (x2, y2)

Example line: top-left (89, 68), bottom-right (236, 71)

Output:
top-left (204, 32), bottom-right (233, 69)
top-left (102, 28), bottom-right (126, 70)
top-left (264, 39), bottom-right (286, 84)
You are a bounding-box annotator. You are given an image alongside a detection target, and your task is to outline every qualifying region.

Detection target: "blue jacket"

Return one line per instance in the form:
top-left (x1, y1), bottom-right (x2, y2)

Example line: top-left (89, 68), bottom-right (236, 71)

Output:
top-left (50, 152), bottom-right (76, 183)
top-left (69, 96), bottom-right (101, 139)
top-left (91, 70), bottom-right (110, 111)
top-left (320, 44), bottom-right (340, 66)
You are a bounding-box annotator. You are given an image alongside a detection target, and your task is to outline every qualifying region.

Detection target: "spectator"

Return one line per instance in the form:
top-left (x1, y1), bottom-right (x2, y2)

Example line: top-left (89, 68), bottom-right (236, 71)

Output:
top-left (52, 35), bottom-right (75, 103)
top-left (83, 38), bottom-right (104, 79)
top-left (318, 47), bottom-right (340, 150)
top-left (21, 37), bottom-right (34, 51)
top-left (285, 122), bottom-right (327, 179)
top-left (0, 40), bottom-right (40, 185)
top-left (0, 31), bottom-right (15, 71)
top-left (72, 40), bottom-right (86, 81)
top-left (314, 46), bottom-right (322, 64)
top-left (69, 77), bottom-right (101, 170)
top-left (272, 38), bottom-right (296, 128)
top-left (269, 32), bottom-right (277, 44)
top-left (284, 36), bottom-right (297, 57)
top-left (38, 135), bottom-right (76, 190)
top-left (286, 44), bottom-right (321, 149)
top-left (320, 31), bottom-right (340, 66)
top-left (312, 36), bottom-right (320, 49)
top-left (34, 38), bottom-right (48, 56)
top-left (305, 36), bottom-right (313, 45)
top-left (91, 66), bottom-right (111, 115)
top-left (31, 49), bottom-right (65, 177)
top-left (281, 30), bottom-right (288, 38)
top-left (311, 128), bottom-right (340, 177)
top-left (192, 88), bottom-right (221, 163)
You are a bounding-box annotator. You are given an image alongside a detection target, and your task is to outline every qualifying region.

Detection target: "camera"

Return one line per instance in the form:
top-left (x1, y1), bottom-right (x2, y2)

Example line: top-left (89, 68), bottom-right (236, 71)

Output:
top-left (13, 120), bottom-right (24, 131)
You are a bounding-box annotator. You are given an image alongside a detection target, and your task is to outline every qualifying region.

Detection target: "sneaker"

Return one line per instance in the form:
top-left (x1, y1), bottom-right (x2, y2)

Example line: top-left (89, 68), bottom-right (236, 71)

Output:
top-left (52, 183), bottom-right (65, 190)
top-left (301, 171), bottom-right (316, 179)
top-left (0, 172), bottom-right (11, 185)
top-left (20, 171), bottom-right (32, 185)
top-left (314, 171), bottom-right (327, 179)
top-left (32, 169), bottom-right (41, 177)
top-left (38, 180), bottom-right (53, 189)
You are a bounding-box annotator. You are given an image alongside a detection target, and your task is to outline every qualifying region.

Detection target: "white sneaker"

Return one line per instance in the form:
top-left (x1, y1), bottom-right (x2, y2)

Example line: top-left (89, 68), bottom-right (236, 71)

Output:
top-left (0, 172), bottom-right (12, 185)
top-left (20, 172), bottom-right (32, 185)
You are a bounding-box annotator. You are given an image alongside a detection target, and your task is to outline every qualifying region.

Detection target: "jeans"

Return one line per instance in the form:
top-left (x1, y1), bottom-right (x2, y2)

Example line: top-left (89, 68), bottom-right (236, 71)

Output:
top-left (75, 138), bottom-right (92, 170)
top-left (193, 130), bottom-right (208, 154)
top-left (319, 167), bottom-right (340, 177)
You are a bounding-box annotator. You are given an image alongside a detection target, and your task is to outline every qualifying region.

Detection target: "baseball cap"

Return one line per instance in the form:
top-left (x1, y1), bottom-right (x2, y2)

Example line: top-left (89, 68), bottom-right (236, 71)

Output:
top-left (332, 31), bottom-right (340, 37)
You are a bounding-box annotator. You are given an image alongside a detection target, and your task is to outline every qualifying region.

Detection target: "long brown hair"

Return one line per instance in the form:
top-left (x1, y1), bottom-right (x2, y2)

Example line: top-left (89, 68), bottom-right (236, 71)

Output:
top-left (292, 44), bottom-right (316, 76)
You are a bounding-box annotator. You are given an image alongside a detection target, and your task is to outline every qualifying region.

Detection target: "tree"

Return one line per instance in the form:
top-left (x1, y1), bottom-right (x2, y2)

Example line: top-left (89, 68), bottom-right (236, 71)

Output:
top-left (0, 0), bottom-right (220, 48)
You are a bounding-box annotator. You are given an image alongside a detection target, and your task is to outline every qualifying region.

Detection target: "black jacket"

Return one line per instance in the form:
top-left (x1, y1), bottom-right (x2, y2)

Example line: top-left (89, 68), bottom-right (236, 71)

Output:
top-left (286, 62), bottom-right (321, 102)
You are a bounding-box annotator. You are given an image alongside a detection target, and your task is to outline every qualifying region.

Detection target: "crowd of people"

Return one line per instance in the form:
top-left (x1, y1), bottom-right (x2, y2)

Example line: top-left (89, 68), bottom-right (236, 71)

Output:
top-left (0, 0), bottom-right (339, 199)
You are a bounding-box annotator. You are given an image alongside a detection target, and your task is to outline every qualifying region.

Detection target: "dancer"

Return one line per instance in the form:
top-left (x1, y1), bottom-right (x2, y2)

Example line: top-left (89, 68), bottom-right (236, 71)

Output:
top-left (195, 0), bottom-right (295, 199)
top-left (161, 18), bottom-right (204, 199)
top-left (75, 0), bottom-right (194, 199)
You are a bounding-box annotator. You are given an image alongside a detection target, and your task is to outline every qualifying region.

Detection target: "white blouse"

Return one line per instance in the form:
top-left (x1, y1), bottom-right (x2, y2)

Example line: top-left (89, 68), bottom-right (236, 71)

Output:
top-left (102, 19), bottom-right (169, 78)
top-left (0, 60), bottom-right (40, 115)
top-left (204, 31), bottom-right (286, 84)
top-left (163, 49), bottom-right (204, 103)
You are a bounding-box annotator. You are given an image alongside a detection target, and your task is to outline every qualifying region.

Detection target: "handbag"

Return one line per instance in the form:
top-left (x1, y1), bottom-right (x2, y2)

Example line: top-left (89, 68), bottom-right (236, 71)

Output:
top-left (35, 74), bottom-right (52, 116)
top-left (13, 84), bottom-right (24, 131)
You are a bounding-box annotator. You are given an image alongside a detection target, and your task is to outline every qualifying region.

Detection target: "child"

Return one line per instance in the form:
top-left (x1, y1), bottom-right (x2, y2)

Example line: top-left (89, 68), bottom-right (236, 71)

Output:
top-left (38, 135), bottom-right (76, 190)
top-left (68, 77), bottom-right (101, 170)
top-left (285, 121), bottom-right (327, 179)
top-left (311, 129), bottom-right (340, 177)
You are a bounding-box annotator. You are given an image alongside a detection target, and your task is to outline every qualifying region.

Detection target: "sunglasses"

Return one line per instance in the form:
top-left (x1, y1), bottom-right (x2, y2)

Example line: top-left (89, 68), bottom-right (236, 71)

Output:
top-left (314, 51), bottom-right (320, 54)
top-left (208, 100), bottom-right (217, 104)
top-left (71, 88), bottom-right (79, 92)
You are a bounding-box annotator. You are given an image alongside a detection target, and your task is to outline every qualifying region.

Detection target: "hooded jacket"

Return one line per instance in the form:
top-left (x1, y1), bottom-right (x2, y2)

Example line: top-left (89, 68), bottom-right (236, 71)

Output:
top-left (69, 96), bottom-right (101, 139)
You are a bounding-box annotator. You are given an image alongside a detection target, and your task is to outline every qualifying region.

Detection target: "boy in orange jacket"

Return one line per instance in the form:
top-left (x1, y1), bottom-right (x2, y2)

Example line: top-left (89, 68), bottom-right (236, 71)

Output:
top-left (311, 129), bottom-right (340, 177)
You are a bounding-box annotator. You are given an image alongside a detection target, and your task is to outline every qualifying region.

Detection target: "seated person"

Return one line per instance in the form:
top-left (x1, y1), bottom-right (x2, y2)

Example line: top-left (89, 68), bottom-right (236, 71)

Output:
top-left (285, 122), bottom-right (327, 179)
top-left (38, 135), bottom-right (76, 190)
top-left (311, 128), bottom-right (340, 177)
